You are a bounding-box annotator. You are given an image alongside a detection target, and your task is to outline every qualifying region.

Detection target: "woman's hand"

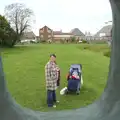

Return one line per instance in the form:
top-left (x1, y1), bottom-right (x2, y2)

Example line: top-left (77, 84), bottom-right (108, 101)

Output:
top-left (56, 66), bottom-right (60, 71)
top-left (57, 69), bottom-right (60, 72)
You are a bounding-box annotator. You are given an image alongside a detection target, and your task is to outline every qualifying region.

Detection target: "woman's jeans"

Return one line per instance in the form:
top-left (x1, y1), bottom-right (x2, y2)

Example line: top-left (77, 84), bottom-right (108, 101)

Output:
top-left (47, 90), bottom-right (56, 107)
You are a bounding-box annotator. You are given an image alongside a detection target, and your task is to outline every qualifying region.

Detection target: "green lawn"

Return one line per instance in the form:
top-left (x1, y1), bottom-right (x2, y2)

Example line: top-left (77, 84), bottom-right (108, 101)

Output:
top-left (1, 44), bottom-right (110, 111)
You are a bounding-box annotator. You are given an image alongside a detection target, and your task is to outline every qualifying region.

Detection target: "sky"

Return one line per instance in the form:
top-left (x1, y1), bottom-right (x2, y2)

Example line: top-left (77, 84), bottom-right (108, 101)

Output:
top-left (0, 0), bottom-right (112, 36)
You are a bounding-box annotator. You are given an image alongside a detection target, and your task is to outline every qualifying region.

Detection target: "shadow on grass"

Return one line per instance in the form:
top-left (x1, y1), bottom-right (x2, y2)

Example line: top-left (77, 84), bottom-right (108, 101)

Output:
top-left (59, 85), bottom-right (98, 109)
top-left (32, 85), bottom-right (98, 111)
top-left (65, 85), bottom-right (97, 98)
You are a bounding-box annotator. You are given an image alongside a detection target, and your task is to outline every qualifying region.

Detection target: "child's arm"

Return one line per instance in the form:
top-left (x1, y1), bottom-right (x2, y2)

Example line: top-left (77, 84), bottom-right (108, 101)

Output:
top-left (66, 73), bottom-right (71, 81)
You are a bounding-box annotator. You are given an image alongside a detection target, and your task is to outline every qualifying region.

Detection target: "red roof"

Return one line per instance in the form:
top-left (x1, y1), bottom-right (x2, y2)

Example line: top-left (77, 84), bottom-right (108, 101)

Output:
top-left (40, 25), bottom-right (52, 31)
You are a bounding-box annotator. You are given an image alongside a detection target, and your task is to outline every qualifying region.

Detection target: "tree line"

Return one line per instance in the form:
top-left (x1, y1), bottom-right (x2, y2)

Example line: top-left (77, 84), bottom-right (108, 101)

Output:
top-left (0, 3), bottom-right (33, 48)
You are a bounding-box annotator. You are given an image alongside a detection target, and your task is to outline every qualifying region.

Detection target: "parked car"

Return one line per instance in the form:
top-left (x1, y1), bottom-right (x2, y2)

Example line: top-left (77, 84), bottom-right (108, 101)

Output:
top-left (20, 39), bottom-right (38, 44)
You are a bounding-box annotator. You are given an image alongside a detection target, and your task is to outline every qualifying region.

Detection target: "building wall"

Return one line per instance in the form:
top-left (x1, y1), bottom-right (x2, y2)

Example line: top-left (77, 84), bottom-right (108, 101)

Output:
top-left (39, 26), bottom-right (53, 41)
top-left (53, 34), bottom-right (73, 40)
top-left (54, 34), bottom-right (72, 38)
top-left (39, 26), bottom-right (85, 41)
top-left (21, 32), bottom-right (36, 40)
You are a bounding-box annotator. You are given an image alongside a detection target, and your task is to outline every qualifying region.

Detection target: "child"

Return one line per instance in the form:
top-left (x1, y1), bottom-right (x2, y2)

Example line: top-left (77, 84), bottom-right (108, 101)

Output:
top-left (66, 71), bottom-right (80, 81)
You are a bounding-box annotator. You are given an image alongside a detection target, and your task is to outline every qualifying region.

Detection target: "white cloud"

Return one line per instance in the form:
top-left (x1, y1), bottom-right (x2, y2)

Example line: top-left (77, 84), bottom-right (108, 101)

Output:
top-left (0, 0), bottom-right (112, 35)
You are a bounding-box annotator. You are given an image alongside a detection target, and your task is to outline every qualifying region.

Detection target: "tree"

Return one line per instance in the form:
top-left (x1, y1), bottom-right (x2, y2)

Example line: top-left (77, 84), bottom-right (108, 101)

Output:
top-left (70, 36), bottom-right (76, 43)
top-left (4, 3), bottom-right (34, 45)
top-left (0, 15), bottom-right (16, 47)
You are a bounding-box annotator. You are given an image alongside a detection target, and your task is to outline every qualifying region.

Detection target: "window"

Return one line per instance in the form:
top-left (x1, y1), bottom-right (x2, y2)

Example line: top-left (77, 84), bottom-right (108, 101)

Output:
top-left (99, 33), bottom-right (106, 37)
top-left (40, 29), bottom-right (43, 33)
top-left (40, 27), bottom-right (45, 32)
top-left (47, 29), bottom-right (51, 33)
top-left (41, 35), bottom-right (43, 38)
top-left (48, 35), bottom-right (51, 38)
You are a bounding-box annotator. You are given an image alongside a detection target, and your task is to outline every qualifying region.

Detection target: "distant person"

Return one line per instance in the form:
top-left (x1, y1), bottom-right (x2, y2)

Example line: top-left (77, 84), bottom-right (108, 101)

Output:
top-left (45, 54), bottom-right (60, 108)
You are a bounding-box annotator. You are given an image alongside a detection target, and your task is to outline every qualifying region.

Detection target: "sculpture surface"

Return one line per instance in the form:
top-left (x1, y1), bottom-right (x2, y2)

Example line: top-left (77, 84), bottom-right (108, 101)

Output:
top-left (0, 0), bottom-right (120, 120)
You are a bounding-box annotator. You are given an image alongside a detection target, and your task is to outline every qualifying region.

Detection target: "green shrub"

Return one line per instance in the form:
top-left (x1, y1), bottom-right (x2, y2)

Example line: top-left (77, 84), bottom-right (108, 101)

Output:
top-left (103, 50), bottom-right (111, 57)
top-left (83, 46), bottom-right (89, 49)
top-left (91, 40), bottom-right (107, 44)
top-left (82, 40), bottom-right (87, 43)
top-left (40, 40), bottom-right (46, 43)
top-left (69, 37), bottom-right (76, 43)
top-left (60, 39), bottom-right (65, 44)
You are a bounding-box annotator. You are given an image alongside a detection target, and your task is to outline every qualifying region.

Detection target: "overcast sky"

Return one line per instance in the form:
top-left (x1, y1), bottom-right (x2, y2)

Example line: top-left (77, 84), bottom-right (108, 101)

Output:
top-left (0, 0), bottom-right (112, 35)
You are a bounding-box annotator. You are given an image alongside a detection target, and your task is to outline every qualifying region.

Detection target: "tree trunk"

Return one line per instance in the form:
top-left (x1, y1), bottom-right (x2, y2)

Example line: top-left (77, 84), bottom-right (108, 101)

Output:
top-left (0, 0), bottom-right (120, 120)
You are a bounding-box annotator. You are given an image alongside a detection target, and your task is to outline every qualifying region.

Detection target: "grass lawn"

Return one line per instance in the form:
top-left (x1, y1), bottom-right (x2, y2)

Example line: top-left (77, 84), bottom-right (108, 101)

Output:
top-left (1, 44), bottom-right (110, 111)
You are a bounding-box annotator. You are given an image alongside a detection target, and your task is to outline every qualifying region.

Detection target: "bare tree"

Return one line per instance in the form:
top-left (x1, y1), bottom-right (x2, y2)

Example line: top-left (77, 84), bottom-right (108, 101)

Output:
top-left (4, 3), bottom-right (34, 44)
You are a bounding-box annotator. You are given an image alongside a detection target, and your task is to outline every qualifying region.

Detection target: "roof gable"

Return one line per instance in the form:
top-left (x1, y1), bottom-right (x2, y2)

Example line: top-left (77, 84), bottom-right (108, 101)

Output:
top-left (94, 25), bottom-right (112, 37)
top-left (71, 28), bottom-right (85, 36)
top-left (40, 25), bottom-right (52, 31)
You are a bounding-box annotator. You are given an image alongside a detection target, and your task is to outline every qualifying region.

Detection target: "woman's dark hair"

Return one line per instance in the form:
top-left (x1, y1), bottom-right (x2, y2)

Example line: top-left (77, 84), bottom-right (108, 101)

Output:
top-left (50, 54), bottom-right (56, 58)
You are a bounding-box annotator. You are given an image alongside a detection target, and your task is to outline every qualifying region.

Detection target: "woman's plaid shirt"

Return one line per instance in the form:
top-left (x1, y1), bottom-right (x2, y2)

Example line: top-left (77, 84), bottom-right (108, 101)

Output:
top-left (45, 61), bottom-right (59, 90)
